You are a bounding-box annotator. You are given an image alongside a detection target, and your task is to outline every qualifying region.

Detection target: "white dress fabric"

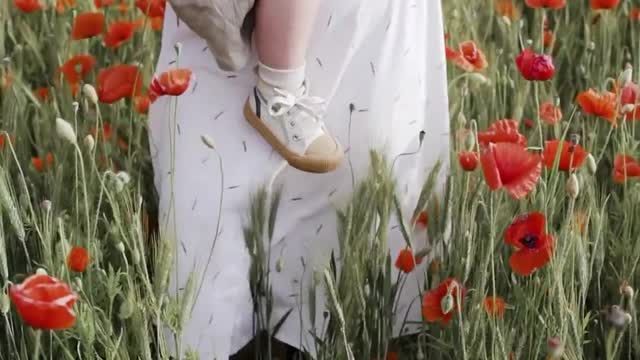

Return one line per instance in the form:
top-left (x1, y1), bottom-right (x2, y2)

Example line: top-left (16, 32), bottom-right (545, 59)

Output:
top-left (148, 0), bottom-right (449, 358)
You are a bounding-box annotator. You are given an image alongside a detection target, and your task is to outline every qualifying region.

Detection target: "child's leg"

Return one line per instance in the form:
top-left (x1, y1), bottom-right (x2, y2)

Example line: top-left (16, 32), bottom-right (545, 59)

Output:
top-left (254, 0), bottom-right (321, 94)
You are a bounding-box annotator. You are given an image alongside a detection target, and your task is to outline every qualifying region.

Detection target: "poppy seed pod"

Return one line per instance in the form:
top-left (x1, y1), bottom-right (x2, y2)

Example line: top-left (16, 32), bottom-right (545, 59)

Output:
top-left (566, 174), bottom-right (579, 199)
top-left (40, 199), bottom-right (52, 212)
top-left (56, 117), bottom-right (77, 145)
top-left (469, 73), bottom-right (490, 85)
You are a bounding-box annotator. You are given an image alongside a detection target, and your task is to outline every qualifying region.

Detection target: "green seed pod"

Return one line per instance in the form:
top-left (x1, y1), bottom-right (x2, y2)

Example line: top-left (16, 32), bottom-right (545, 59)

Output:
top-left (119, 295), bottom-right (134, 320)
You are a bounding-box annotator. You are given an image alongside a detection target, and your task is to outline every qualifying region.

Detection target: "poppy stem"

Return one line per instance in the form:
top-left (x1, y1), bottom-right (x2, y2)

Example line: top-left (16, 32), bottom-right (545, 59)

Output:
top-left (31, 329), bottom-right (41, 360)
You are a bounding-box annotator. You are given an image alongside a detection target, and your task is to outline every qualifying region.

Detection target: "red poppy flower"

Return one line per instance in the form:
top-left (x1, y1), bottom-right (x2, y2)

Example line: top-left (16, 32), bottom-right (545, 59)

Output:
top-left (59, 54), bottom-right (96, 86)
top-left (539, 101), bottom-right (562, 125)
top-left (613, 154), bottom-right (640, 183)
top-left (14, 0), bottom-right (43, 12)
top-left (150, 16), bottom-right (164, 31)
top-left (525, 0), bottom-right (566, 8)
top-left (97, 64), bottom-right (142, 103)
top-left (67, 246), bottom-right (90, 273)
top-left (621, 82), bottom-right (638, 106)
top-left (483, 296), bottom-right (507, 318)
top-left (495, 0), bottom-right (518, 19)
top-left (458, 151), bottom-right (479, 171)
top-left (55, 0), bottom-right (74, 13)
top-left (1, 71), bottom-right (13, 90)
top-left (542, 140), bottom-right (588, 171)
top-left (504, 212), bottom-right (555, 276)
top-left (9, 273), bottom-right (78, 330)
top-left (71, 12), bottom-right (105, 40)
top-left (576, 89), bottom-right (617, 125)
top-left (134, 95), bottom-right (150, 114)
top-left (34, 87), bottom-right (49, 102)
top-left (445, 40), bottom-right (488, 72)
top-left (414, 210), bottom-right (428, 229)
top-left (0, 134), bottom-right (15, 150)
top-left (477, 119), bottom-right (527, 146)
top-left (32, 153), bottom-right (54, 172)
top-left (591, 0), bottom-right (620, 10)
top-left (135, 0), bottom-right (165, 17)
top-left (631, 7), bottom-right (640, 21)
top-left (543, 30), bottom-right (555, 49)
top-left (94, 0), bottom-right (114, 6)
top-left (516, 49), bottom-right (555, 81)
top-left (422, 278), bottom-right (466, 324)
top-left (149, 68), bottom-right (193, 101)
top-left (395, 247), bottom-right (422, 274)
top-left (480, 142), bottom-right (542, 199)
top-left (523, 118), bottom-right (535, 129)
top-left (104, 20), bottom-right (138, 49)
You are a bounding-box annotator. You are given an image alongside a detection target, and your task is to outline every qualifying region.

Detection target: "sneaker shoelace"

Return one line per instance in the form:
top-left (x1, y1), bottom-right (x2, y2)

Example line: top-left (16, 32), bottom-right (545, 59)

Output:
top-left (267, 87), bottom-right (327, 142)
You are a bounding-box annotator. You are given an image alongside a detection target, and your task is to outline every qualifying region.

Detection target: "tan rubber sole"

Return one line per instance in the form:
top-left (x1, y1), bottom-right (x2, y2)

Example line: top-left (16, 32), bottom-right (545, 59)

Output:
top-left (243, 101), bottom-right (343, 173)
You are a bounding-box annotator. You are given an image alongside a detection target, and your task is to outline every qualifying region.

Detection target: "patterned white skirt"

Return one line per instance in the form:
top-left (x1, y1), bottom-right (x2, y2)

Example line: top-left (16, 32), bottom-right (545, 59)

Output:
top-left (149, 0), bottom-right (449, 358)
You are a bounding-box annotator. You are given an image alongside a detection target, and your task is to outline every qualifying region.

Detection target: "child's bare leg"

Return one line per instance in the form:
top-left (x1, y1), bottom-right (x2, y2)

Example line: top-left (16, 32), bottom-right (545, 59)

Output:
top-left (246, 0), bottom-right (343, 174)
top-left (254, 0), bottom-right (321, 94)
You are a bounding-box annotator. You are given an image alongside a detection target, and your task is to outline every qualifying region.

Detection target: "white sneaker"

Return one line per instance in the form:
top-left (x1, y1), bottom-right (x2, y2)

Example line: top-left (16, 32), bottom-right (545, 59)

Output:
top-left (243, 82), bottom-right (344, 173)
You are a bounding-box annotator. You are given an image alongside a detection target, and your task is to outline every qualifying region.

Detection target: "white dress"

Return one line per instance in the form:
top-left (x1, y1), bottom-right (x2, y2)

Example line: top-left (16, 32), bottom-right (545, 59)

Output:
top-left (148, 0), bottom-right (449, 358)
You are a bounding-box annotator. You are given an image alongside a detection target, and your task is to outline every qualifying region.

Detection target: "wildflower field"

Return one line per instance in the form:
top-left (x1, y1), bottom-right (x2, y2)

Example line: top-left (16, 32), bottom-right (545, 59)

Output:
top-left (2, 0), bottom-right (640, 359)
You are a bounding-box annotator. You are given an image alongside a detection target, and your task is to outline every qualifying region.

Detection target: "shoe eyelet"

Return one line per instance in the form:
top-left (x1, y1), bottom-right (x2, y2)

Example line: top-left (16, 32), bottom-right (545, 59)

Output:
top-left (292, 135), bottom-right (300, 142)
top-left (289, 120), bottom-right (296, 127)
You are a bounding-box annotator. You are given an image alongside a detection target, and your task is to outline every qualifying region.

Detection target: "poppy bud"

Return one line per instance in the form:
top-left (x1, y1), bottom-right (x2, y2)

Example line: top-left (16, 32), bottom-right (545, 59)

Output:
top-left (36, 268), bottom-right (48, 275)
top-left (74, 277), bottom-right (83, 290)
top-left (606, 305), bottom-right (629, 330)
top-left (587, 41), bottom-right (596, 51)
top-left (116, 171), bottom-right (131, 185)
top-left (469, 73), bottom-right (490, 85)
top-left (200, 134), bottom-right (216, 150)
top-left (83, 134), bottom-right (95, 151)
top-left (500, 16), bottom-right (511, 27)
top-left (547, 336), bottom-right (564, 359)
top-left (620, 66), bottom-right (633, 85)
top-left (275, 258), bottom-right (284, 272)
top-left (56, 117), bottom-right (77, 145)
top-left (586, 154), bottom-right (597, 175)
top-left (0, 292), bottom-right (9, 314)
top-left (82, 84), bottom-right (99, 104)
top-left (620, 284), bottom-right (635, 299)
top-left (566, 174), bottom-right (579, 199)
top-left (364, 283), bottom-right (371, 297)
top-left (40, 199), bottom-right (52, 212)
top-left (132, 248), bottom-right (140, 265)
top-left (416, 347), bottom-right (425, 360)
top-left (525, 39), bottom-right (533, 46)
top-left (440, 293), bottom-right (455, 315)
top-left (72, 101), bottom-right (79, 114)
top-left (119, 295), bottom-right (134, 320)
top-left (116, 242), bottom-right (125, 253)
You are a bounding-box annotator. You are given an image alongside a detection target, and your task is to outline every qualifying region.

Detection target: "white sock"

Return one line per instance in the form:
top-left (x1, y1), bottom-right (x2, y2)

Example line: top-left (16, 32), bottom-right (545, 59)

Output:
top-left (257, 61), bottom-right (306, 98)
